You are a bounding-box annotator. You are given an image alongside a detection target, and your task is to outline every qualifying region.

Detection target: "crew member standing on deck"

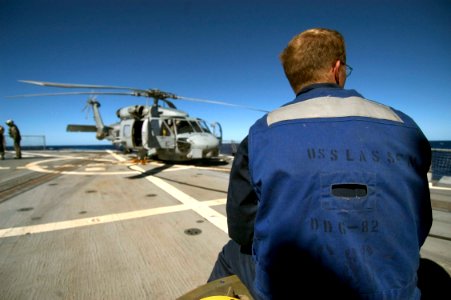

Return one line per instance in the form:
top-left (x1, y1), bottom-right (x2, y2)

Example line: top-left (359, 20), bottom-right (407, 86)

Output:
top-left (6, 120), bottom-right (22, 159)
top-left (0, 125), bottom-right (5, 160)
top-left (208, 28), bottom-right (433, 299)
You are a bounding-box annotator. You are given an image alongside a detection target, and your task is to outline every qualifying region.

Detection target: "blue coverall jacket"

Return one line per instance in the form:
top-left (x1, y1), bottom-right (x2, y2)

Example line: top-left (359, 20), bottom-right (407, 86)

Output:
top-left (230, 84), bottom-right (432, 299)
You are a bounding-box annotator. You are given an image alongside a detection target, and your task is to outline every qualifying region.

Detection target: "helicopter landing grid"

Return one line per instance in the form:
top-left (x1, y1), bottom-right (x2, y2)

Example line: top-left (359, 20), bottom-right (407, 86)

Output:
top-left (0, 150), bottom-right (231, 236)
top-left (0, 150), bottom-right (449, 299)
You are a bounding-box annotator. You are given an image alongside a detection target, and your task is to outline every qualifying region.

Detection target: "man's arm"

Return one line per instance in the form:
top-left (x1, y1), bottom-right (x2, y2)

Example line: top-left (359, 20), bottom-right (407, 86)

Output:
top-left (226, 136), bottom-right (258, 254)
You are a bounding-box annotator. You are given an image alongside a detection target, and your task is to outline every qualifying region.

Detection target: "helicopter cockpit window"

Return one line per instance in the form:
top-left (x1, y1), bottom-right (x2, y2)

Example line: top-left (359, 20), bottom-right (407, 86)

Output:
top-left (189, 121), bottom-right (202, 133)
top-left (160, 120), bottom-right (173, 136)
top-left (175, 120), bottom-right (194, 134)
top-left (198, 120), bottom-right (211, 133)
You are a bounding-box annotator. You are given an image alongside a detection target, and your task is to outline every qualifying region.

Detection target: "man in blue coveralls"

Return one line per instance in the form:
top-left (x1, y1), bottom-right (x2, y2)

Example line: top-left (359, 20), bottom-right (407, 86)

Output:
top-left (208, 28), bottom-right (437, 299)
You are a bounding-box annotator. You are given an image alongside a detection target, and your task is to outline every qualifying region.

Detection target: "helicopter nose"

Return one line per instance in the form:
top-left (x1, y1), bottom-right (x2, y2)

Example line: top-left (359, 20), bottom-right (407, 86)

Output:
top-left (186, 133), bottom-right (220, 159)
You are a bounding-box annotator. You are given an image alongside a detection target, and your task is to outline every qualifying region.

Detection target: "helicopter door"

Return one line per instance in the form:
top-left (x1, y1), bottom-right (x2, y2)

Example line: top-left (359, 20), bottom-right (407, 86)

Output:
top-left (142, 118), bottom-right (175, 150)
top-left (133, 120), bottom-right (143, 147)
top-left (156, 119), bottom-right (176, 149)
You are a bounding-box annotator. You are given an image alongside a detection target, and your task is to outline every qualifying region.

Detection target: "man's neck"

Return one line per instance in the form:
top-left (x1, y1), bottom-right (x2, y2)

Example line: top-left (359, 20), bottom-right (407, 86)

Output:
top-left (296, 83), bottom-right (341, 96)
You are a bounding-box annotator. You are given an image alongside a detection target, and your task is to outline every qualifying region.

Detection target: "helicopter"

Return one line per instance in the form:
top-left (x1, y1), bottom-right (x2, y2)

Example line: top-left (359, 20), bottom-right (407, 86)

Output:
top-left (10, 80), bottom-right (268, 162)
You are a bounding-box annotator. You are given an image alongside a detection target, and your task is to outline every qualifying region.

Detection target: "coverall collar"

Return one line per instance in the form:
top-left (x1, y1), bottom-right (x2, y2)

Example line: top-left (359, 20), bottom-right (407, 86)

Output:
top-left (296, 83), bottom-right (341, 97)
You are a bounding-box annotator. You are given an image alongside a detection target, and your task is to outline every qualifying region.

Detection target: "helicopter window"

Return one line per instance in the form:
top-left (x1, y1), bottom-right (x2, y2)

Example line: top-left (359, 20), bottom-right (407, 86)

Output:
top-left (198, 120), bottom-right (211, 133)
top-left (160, 121), bottom-right (173, 136)
top-left (175, 120), bottom-right (194, 134)
top-left (123, 125), bottom-right (131, 138)
top-left (189, 121), bottom-right (202, 133)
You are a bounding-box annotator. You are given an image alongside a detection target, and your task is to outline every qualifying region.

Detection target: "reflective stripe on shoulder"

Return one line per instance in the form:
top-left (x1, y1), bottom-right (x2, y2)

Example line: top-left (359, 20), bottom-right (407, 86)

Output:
top-left (267, 96), bottom-right (403, 126)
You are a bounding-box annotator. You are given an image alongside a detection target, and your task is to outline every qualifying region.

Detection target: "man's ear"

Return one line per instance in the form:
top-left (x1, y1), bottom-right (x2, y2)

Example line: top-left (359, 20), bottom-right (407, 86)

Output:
top-left (333, 60), bottom-right (341, 85)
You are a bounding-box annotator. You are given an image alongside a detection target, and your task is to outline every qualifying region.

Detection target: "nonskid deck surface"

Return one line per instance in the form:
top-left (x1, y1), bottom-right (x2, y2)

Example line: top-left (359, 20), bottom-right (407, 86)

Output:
top-left (0, 150), bottom-right (449, 299)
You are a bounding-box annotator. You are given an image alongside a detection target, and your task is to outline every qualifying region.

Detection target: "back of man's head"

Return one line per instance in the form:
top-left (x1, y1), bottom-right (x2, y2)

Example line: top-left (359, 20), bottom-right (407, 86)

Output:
top-left (280, 28), bottom-right (346, 94)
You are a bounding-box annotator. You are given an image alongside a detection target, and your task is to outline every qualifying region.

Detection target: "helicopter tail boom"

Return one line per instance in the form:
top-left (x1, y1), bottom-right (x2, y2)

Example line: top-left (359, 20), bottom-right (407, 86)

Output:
top-left (67, 125), bottom-right (97, 132)
top-left (67, 124), bottom-right (113, 140)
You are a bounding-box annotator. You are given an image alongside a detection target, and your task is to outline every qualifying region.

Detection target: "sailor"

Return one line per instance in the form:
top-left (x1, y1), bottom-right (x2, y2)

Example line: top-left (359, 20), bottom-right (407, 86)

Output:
top-left (0, 125), bottom-right (5, 160)
top-left (208, 28), bottom-right (433, 299)
top-left (6, 120), bottom-right (22, 159)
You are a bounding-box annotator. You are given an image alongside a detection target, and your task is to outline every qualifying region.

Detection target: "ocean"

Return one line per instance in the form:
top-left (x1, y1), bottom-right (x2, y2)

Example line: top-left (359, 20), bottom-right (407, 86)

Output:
top-left (7, 140), bottom-right (451, 153)
top-left (429, 140), bottom-right (451, 149)
top-left (5, 140), bottom-right (450, 178)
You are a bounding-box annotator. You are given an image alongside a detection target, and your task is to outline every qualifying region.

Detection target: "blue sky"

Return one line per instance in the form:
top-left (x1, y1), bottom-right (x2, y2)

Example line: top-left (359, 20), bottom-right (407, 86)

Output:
top-left (1, 0), bottom-right (450, 145)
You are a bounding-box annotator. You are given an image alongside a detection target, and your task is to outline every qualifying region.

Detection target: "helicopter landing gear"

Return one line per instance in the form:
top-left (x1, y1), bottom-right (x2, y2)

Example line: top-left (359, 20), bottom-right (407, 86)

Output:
top-left (138, 148), bottom-right (147, 161)
top-left (130, 148), bottom-right (151, 165)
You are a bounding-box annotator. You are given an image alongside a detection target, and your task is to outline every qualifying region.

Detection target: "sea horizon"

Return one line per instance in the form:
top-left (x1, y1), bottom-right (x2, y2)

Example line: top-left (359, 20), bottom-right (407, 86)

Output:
top-left (4, 139), bottom-right (451, 153)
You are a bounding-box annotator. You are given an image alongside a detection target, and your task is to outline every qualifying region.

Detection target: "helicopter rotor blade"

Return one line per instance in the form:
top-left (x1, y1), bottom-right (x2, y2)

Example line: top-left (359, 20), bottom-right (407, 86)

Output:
top-left (177, 96), bottom-right (269, 113)
top-left (17, 80), bottom-right (178, 100)
top-left (18, 80), bottom-right (146, 93)
top-left (5, 91), bottom-right (137, 98)
top-left (12, 80), bottom-right (269, 112)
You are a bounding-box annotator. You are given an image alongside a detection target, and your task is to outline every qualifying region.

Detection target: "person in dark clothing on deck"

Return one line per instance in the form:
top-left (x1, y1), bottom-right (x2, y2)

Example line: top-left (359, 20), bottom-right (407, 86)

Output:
top-left (0, 125), bottom-right (5, 160)
top-left (208, 28), bottom-right (437, 299)
top-left (6, 120), bottom-right (22, 159)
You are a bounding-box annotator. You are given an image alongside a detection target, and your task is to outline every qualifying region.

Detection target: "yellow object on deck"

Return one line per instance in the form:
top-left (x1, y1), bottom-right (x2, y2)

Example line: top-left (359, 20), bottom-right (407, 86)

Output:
top-left (177, 275), bottom-right (253, 300)
top-left (200, 296), bottom-right (240, 300)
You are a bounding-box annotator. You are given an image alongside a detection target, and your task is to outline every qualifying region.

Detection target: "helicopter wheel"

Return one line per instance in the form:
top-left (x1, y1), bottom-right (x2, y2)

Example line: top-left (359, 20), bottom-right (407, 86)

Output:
top-left (138, 148), bottom-right (147, 160)
top-left (129, 149), bottom-right (151, 165)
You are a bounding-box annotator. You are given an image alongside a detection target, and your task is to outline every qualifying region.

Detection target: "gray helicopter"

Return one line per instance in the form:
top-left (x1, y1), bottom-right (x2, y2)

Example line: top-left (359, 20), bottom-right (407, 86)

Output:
top-left (11, 80), bottom-right (267, 162)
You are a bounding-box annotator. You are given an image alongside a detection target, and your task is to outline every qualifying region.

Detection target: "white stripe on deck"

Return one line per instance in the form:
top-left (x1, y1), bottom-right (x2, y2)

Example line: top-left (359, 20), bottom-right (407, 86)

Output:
top-left (0, 198), bottom-right (226, 238)
top-left (429, 183), bottom-right (451, 191)
top-left (0, 150), bottom-right (229, 238)
top-left (130, 164), bottom-right (229, 234)
top-left (23, 150), bottom-right (196, 175)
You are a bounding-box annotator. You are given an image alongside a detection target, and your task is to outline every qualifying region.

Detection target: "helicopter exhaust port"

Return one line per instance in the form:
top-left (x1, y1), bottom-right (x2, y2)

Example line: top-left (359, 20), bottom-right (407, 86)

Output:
top-left (116, 105), bottom-right (146, 119)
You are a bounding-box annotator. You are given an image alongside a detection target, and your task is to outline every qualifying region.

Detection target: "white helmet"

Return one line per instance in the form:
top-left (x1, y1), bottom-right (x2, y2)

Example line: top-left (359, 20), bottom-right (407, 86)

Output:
top-left (6, 119), bottom-right (13, 125)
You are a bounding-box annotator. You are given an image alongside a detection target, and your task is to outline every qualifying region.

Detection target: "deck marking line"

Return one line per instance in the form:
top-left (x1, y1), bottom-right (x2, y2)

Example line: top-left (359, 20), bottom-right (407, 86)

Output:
top-left (429, 183), bottom-right (451, 191)
top-left (26, 157), bottom-right (137, 175)
top-left (0, 196), bottom-right (227, 239)
top-left (129, 164), bottom-right (229, 234)
top-left (85, 167), bottom-right (106, 171)
top-left (107, 150), bottom-right (126, 161)
top-left (105, 151), bottom-right (191, 172)
top-left (1, 151), bottom-right (228, 238)
top-left (0, 198), bottom-right (226, 238)
top-left (204, 198), bottom-right (227, 206)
